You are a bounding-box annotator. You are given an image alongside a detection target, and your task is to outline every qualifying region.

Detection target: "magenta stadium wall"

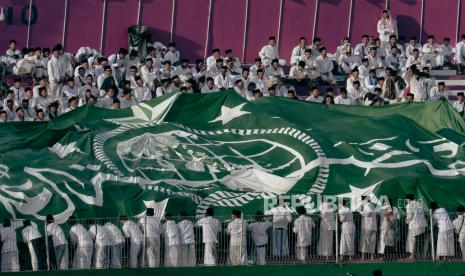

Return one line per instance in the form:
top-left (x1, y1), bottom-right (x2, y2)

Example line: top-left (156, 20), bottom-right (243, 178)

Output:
top-left (1, 0), bottom-right (465, 63)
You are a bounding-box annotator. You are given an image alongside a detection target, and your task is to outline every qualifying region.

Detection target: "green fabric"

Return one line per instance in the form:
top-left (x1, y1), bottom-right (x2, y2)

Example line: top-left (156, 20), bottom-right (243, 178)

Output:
top-left (0, 91), bottom-right (464, 222)
top-left (3, 262), bottom-right (465, 276)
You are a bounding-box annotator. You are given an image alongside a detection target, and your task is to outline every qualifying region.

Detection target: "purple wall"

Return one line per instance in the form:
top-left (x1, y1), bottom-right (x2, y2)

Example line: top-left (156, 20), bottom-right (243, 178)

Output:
top-left (0, 0), bottom-right (464, 63)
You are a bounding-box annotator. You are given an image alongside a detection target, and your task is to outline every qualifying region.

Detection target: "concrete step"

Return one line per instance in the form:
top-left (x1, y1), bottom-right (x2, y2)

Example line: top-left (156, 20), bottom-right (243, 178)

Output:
top-left (431, 70), bottom-right (457, 76)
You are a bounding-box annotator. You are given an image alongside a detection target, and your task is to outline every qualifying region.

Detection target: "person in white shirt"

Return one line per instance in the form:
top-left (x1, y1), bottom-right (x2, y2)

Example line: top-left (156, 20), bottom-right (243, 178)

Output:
top-left (385, 46), bottom-right (403, 71)
top-left (176, 59), bottom-right (194, 81)
top-left (409, 70), bottom-right (428, 102)
top-left (251, 69), bottom-right (269, 95)
top-left (164, 42), bottom-right (181, 66)
top-left (289, 60), bottom-right (308, 80)
top-left (318, 201), bottom-right (336, 259)
top-left (103, 219), bottom-right (125, 268)
top-left (133, 76), bottom-right (152, 103)
top-left (430, 202), bottom-right (455, 259)
top-left (119, 90), bottom-right (137, 109)
top-left (108, 48), bottom-right (129, 86)
top-left (63, 78), bottom-right (79, 99)
top-left (139, 208), bottom-right (162, 267)
top-left (428, 81), bottom-right (448, 101)
top-left (366, 47), bottom-right (384, 76)
top-left (265, 59), bottom-right (285, 78)
top-left (384, 35), bottom-right (404, 57)
top-left (97, 88), bottom-right (115, 109)
top-left (45, 214), bottom-right (68, 270)
top-left (335, 37), bottom-right (351, 61)
top-left (193, 59), bottom-right (207, 85)
top-left (6, 40), bottom-right (21, 59)
top-left (377, 198), bottom-right (399, 256)
top-left (456, 35), bottom-right (465, 74)
top-left (0, 219), bottom-right (19, 272)
top-left (206, 49), bottom-right (222, 71)
top-left (405, 49), bottom-right (423, 69)
top-left (68, 216), bottom-right (93, 269)
top-left (259, 36), bottom-right (279, 66)
top-left (163, 213), bottom-right (181, 267)
top-left (365, 69), bottom-right (379, 93)
top-left (405, 37), bottom-right (422, 58)
top-left (348, 81), bottom-right (367, 104)
top-left (156, 78), bottom-right (173, 97)
top-left (405, 194), bottom-right (427, 260)
top-left (249, 58), bottom-right (265, 78)
top-left (359, 196), bottom-right (377, 260)
top-left (422, 35), bottom-right (443, 68)
top-left (224, 49), bottom-right (242, 71)
top-left (140, 58), bottom-right (158, 91)
top-left (33, 87), bottom-right (50, 115)
top-left (196, 208), bottom-right (221, 266)
top-left (159, 61), bottom-right (177, 81)
top-left (300, 49), bottom-right (319, 80)
top-left (121, 215), bottom-right (143, 268)
top-left (354, 35), bottom-right (370, 58)
top-left (178, 211), bottom-right (196, 267)
top-left (88, 219), bottom-right (112, 269)
top-left (315, 47), bottom-right (335, 85)
top-left (234, 79), bottom-right (251, 100)
top-left (10, 78), bottom-right (25, 102)
top-left (290, 37), bottom-right (308, 65)
top-left (441, 37), bottom-right (454, 66)
top-left (453, 206), bottom-right (465, 260)
top-left (334, 87), bottom-right (354, 105)
top-left (306, 87), bottom-right (323, 103)
top-left (293, 206), bottom-right (315, 262)
top-left (453, 92), bottom-right (465, 117)
top-left (339, 48), bottom-right (361, 74)
top-left (247, 211), bottom-right (272, 265)
top-left (346, 67), bottom-right (365, 91)
top-left (201, 77), bottom-right (219, 93)
top-left (214, 66), bottom-right (234, 89)
top-left (377, 10), bottom-right (397, 45)
top-left (266, 202), bottom-right (292, 259)
top-left (47, 45), bottom-right (66, 101)
top-left (226, 209), bottom-right (247, 265)
top-left (310, 37), bottom-right (323, 57)
top-left (338, 199), bottom-right (355, 261)
top-left (78, 75), bottom-right (99, 98)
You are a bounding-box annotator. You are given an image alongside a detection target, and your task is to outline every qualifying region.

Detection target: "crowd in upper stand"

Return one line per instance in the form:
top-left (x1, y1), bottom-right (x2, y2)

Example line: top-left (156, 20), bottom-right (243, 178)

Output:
top-left (1, 9), bottom-right (465, 123)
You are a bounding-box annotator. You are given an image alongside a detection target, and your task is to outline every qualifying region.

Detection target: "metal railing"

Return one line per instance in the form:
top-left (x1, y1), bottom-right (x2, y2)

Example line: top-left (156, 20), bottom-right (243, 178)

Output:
top-left (2, 209), bottom-right (465, 272)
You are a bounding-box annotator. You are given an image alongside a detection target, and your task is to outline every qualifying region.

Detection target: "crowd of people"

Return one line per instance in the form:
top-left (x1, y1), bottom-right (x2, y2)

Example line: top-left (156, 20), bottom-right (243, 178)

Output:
top-left (1, 9), bottom-right (465, 122)
top-left (1, 195), bottom-right (465, 272)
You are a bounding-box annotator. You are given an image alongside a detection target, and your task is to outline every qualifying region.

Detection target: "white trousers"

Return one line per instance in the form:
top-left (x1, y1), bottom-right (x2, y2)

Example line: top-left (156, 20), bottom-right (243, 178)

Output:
top-left (203, 243), bottom-right (217, 265)
top-left (145, 239), bottom-right (160, 267)
top-left (129, 241), bottom-right (141, 268)
top-left (1, 251), bottom-right (19, 272)
top-left (110, 244), bottom-right (122, 268)
top-left (164, 245), bottom-right (180, 267)
top-left (73, 245), bottom-right (93, 269)
top-left (180, 244), bottom-right (196, 267)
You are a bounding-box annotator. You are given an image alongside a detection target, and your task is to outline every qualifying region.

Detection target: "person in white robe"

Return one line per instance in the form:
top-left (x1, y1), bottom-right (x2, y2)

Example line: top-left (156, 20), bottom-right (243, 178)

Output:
top-left (315, 48), bottom-right (335, 85)
top-left (405, 194), bottom-right (427, 260)
top-left (121, 216), bottom-right (143, 268)
top-left (248, 211), bottom-right (272, 265)
top-left (226, 209), bottom-right (248, 265)
top-left (377, 10), bottom-right (397, 45)
top-left (88, 219), bottom-right (112, 269)
top-left (293, 206), bottom-right (315, 262)
top-left (359, 196), bottom-right (377, 260)
top-left (334, 88), bottom-right (354, 105)
top-left (178, 212), bottom-right (196, 267)
top-left (455, 35), bottom-right (465, 74)
top-left (290, 37), bottom-right (308, 65)
top-left (422, 35), bottom-right (444, 68)
top-left (266, 202), bottom-right (292, 258)
top-left (46, 214), bottom-right (68, 270)
top-left (163, 213), bottom-right (181, 267)
top-left (103, 219), bottom-right (125, 268)
top-left (22, 220), bottom-right (45, 271)
top-left (338, 199), bottom-right (355, 261)
top-left (0, 219), bottom-right (20, 272)
top-left (377, 199), bottom-right (399, 256)
top-left (453, 92), bottom-right (465, 118)
top-left (430, 202), bottom-right (455, 259)
top-left (68, 216), bottom-right (93, 269)
top-left (259, 36), bottom-right (279, 66)
top-left (139, 208), bottom-right (162, 267)
top-left (428, 82), bottom-right (448, 101)
top-left (318, 201), bottom-right (336, 259)
top-left (453, 206), bottom-right (465, 260)
top-left (196, 208), bottom-right (221, 266)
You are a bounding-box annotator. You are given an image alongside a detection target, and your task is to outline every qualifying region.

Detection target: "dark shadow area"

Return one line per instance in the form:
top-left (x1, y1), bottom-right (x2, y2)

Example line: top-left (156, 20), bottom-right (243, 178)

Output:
top-left (395, 15), bottom-right (425, 42)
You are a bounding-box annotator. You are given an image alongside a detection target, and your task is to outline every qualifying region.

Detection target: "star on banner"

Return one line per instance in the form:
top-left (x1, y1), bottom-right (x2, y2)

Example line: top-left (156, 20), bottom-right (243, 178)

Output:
top-left (209, 103), bottom-right (250, 125)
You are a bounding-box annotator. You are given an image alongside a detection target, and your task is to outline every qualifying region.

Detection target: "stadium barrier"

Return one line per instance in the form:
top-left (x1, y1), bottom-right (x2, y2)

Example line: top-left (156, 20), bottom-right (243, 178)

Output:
top-left (4, 210), bottom-right (465, 272)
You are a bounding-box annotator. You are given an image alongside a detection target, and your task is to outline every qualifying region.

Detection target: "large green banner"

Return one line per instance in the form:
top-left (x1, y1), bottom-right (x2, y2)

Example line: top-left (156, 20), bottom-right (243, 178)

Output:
top-left (0, 91), bottom-right (464, 222)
